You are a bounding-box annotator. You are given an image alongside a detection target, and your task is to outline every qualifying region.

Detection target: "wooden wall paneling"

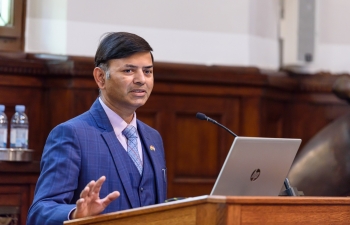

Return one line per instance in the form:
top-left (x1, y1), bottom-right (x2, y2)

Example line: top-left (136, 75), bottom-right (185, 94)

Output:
top-left (157, 108), bottom-right (176, 198)
top-left (0, 187), bottom-right (21, 205)
top-left (20, 185), bottom-right (29, 225)
top-left (45, 78), bottom-right (95, 122)
top-left (42, 56), bottom-right (96, 136)
top-left (175, 112), bottom-right (219, 174)
top-left (0, 158), bottom-right (42, 225)
top-left (43, 74), bottom-right (98, 156)
top-left (68, 75), bottom-right (99, 117)
top-left (70, 89), bottom-right (99, 116)
top-left (138, 94), bottom-right (174, 137)
top-left (161, 95), bottom-right (240, 198)
top-left (44, 89), bottom-right (74, 130)
top-left (172, 111), bottom-right (219, 197)
top-left (29, 184), bottom-right (36, 207)
top-left (260, 81), bottom-right (296, 139)
top-left (0, 74), bottom-right (43, 87)
top-left (261, 98), bottom-right (291, 138)
top-left (240, 97), bottom-right (262, 137)
top-left (220, 97), bottom-right (241, 163)
top-left (135, 110), bottom-right (158, 131)
top-left (175, 113), bottom-right (211, 195)
top-left (0, 185), bottom-right (29, 225)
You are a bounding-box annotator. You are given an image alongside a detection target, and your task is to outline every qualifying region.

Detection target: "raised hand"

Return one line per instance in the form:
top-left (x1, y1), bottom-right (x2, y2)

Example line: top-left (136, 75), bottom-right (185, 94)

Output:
top-left (71, 176), bottom-right (120, 219)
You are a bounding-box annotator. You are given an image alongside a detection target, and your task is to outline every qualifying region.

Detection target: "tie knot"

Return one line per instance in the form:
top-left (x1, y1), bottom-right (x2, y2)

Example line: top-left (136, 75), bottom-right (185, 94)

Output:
top-left (122, 125), bottom-right (137, 139)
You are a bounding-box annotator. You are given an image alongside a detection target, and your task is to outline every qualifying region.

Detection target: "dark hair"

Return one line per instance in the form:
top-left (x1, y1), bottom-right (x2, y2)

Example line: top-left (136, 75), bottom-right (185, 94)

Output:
top-left (94, 32), bottom-right (153, 67)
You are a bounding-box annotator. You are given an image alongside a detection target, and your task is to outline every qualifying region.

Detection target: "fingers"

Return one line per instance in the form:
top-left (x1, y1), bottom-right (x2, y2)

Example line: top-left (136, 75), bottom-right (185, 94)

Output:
top-left (80, 185), bottom-right (91, 199)
top-left (91, 176), bottom-right (106, 196)
top-left (79, 176), bottom-right (106, 199)
top-left (74, 198), bottom-right (87, 219)
top-left (75, 176), bottom-right (118, 219)
top-left (101, 191), bottom-right (120, 208)
top-left (75, 198), bottom-right (85, 208)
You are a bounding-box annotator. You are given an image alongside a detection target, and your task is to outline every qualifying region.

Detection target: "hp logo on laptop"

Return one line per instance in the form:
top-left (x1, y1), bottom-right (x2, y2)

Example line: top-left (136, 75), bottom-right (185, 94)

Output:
top-left (250, 169), bottom-right (261, 181)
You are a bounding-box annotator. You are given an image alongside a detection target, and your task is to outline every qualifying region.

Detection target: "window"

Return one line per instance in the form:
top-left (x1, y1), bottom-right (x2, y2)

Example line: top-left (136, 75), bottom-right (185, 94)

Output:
top-left (0, 0), bottom-right (14, 27)
top-left (0, 0), bottom-right (25, 51)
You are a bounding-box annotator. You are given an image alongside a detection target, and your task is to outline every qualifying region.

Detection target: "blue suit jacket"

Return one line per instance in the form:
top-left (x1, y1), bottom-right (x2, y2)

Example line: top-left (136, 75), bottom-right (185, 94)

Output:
top-left (27, 99), bottom-right (167, 225)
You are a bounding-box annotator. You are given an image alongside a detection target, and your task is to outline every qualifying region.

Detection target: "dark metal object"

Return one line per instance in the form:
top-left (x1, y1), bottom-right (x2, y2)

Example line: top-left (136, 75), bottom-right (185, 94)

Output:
top-left (288, 75), bottom-right (350, 196)
top-left (279, 178), bottom-right (304, 196)
top-left (332, 75), bottom-right (350, 103)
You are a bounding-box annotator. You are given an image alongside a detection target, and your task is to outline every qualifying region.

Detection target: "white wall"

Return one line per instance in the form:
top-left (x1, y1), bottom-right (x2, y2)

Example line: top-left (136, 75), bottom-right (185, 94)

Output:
top-left (248, 0), bottom-right (280, 70)
top-left (280, 0), bottom-right (350, 74)
top-left (311, 0), bottom-right (350, 73)
top-left (26, 0), bottom-right (350, 74)
top-left (25, 0), bottom-right (280, 70)
top-left (26, 0), bottom-right (67, 55)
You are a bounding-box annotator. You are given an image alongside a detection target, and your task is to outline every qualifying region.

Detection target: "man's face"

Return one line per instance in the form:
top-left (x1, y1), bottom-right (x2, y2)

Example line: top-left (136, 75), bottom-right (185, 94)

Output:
top-left (99, 52), bottom-right (154, 113)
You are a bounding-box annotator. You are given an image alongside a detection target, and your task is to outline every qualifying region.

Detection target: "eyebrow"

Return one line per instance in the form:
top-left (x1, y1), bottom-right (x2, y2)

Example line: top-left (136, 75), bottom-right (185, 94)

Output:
top-left (124, 64), bottom-right (153, 69)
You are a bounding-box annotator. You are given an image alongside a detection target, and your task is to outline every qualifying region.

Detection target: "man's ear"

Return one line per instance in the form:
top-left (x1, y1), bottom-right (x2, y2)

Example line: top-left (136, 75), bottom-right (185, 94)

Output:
top-left (93, 67), bottom-right (105, 89)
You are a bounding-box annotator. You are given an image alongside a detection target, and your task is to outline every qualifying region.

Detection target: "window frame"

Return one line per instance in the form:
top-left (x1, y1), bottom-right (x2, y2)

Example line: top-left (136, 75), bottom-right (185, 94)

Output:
top-left (0, 0), bottom-right (25, 51)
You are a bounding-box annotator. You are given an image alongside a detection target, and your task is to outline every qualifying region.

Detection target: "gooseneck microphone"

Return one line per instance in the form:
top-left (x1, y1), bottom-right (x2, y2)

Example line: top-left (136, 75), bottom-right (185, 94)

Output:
top-left (196, 112), bottom-right (238, 137)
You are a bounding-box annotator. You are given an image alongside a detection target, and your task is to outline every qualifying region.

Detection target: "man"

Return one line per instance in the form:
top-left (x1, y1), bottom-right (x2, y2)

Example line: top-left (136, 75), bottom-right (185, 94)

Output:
top-left (27, 32), bottom-right (167, 225)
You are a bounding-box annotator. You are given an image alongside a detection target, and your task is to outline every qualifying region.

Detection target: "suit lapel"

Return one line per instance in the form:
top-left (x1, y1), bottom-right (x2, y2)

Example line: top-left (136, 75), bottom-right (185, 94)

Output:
top-left (89, 99), bottom-right (138, 208)
top-left (137, 121), bottom-right (165, 203)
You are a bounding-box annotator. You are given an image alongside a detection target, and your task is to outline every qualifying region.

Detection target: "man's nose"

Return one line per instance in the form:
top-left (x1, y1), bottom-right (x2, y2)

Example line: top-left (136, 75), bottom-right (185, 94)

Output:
top-left (134, 69), bottom-right (146, 84)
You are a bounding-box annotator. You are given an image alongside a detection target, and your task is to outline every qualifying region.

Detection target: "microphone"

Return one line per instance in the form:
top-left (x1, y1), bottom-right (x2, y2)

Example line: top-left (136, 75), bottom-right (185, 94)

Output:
top-left (196, 112), bottom-right (238, 137)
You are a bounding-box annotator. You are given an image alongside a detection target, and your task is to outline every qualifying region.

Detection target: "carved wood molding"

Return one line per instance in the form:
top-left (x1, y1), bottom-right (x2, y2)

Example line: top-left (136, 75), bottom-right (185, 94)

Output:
top-left (0, 52), bottom-right (348, 96)
top-left (0, 57), bottom-right (47, 75)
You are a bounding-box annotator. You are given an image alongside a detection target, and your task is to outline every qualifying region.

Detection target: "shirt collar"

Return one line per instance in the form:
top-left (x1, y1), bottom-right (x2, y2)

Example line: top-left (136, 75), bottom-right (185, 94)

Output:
top-left (98, 97), bottom-right (137, 135)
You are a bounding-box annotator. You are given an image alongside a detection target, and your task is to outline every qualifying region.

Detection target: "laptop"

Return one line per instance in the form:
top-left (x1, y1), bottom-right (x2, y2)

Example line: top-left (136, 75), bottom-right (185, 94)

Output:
top-left (210, 136), bottom-right (301, 196)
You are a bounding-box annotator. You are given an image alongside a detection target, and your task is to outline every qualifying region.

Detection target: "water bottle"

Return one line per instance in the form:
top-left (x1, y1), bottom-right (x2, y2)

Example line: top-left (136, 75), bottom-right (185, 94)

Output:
top-left (0, 105), bottom-right (8, 148)
top-left (10, 105), bottom-right (29, 149)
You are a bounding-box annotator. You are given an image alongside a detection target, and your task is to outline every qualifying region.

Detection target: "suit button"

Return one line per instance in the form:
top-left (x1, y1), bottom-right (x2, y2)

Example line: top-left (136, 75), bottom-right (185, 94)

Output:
top-left (140, 187), bottom-right (144, 192)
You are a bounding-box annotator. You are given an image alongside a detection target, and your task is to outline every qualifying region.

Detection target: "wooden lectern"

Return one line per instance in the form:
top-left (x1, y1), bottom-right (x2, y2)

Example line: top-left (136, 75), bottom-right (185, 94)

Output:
top-left (64, 195), bottom-right (350, 225)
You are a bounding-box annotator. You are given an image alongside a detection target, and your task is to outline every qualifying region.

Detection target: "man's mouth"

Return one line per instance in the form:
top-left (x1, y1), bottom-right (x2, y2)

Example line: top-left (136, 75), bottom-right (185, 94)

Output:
top-left (131, 89), bottom-right (146, 93)
top-left (130, 89), bottom-right (147, 96)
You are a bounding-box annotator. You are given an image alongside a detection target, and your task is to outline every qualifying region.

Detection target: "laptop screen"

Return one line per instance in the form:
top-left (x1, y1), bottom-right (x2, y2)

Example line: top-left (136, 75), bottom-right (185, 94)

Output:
top-left (210, 137), bottom-right (301, 196)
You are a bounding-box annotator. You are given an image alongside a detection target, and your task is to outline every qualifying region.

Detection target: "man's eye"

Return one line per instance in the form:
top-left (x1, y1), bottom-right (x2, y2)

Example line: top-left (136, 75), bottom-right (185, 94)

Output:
top-left (144, 70), bottom-right (153, 74)
top-left (124, 69), bottom-right (132, 73)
